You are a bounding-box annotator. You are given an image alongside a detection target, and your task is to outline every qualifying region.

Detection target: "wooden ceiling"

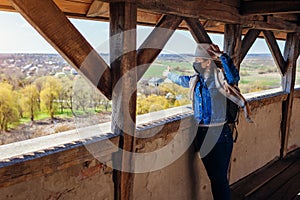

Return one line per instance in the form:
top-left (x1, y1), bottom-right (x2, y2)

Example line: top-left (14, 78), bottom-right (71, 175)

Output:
top-left (0, 0), bottom-right (299, 40)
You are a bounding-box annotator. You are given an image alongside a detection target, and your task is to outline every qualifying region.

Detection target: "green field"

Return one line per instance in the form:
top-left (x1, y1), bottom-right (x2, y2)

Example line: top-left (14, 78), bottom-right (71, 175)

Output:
top-left (143, 57), bottom-right (300, 93)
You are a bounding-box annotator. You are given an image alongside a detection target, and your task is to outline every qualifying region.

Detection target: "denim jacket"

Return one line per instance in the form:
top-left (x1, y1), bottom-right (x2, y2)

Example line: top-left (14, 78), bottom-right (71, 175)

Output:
top-left (167, 54), bottom-right (240, 125)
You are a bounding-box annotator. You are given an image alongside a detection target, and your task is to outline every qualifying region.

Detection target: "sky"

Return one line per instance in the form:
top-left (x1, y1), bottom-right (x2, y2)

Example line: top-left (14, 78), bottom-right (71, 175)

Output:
top-left (0, 11), bottom-right (285, 54)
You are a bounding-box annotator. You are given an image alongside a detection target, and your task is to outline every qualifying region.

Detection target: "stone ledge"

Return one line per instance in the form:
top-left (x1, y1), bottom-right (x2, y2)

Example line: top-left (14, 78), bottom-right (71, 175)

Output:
top-left (0, 89), bottom-right (288, 164)
top-left (0, 105), bottom-right (193, 164)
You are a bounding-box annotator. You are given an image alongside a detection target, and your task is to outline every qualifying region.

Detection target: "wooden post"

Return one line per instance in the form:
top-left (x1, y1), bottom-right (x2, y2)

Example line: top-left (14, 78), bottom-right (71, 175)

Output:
top-left (223, 24), bottom-right (242, 183)
top-left (110, 2), bottom-right (137, 200)
top-left (280, 33), bottom-right (300, 158)
top-left (223, 24), bottom-right (242, 69)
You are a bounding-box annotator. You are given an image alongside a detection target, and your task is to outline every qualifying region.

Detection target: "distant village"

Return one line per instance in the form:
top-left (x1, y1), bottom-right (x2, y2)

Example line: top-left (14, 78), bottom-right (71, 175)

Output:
top-left (0, 53), bottom-right (183, 86)
top-left (0, 54), bottom-right (78, 79)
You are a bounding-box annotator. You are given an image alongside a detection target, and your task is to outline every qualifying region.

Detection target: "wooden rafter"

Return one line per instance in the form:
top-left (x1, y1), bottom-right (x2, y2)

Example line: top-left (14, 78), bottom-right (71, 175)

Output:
top-left (241, 1), bottom-right (300, 15)
top-left (110, 2), bottom-right (137, 200)
top-left (9, 0), bottom-right (112, 99)
top-left (240, 29), bottom-right (261, 62)
top-left (137, 14), bottom-right (183, 81)
top-left (1, 0), bottom-right (299, 38)
top-left (101, 0), bottom-right (300, 33)
top-left (263, 30), bottom-right (286, 76)
top-left (281, 33), bottom-right (300, 157)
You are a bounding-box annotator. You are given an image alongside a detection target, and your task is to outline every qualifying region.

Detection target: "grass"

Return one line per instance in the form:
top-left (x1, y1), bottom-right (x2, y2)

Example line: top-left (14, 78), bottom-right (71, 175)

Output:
top-left (9, 110), bottom-right (74, 129)
top-left (143, 59), bottom-right (290, 94)
top-left (143, 60), bottom-right (192, 78)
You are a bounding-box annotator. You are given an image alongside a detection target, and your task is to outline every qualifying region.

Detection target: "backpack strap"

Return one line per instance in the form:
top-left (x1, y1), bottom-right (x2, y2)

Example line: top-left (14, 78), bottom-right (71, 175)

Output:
top-left (227, 123), bottom-right (238, 142)
top-left (214, 68), bottom-right (254, 123)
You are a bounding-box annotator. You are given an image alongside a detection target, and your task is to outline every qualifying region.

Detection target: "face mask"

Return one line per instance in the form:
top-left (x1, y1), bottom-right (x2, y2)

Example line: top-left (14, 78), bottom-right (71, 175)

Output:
top-left (193, 62), bottom-right (205, 74)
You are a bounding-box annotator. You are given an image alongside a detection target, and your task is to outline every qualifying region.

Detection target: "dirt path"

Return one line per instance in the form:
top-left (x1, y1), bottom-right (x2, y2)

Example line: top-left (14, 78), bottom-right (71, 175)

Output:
top-left (0, 112), bottom-right (111, 145)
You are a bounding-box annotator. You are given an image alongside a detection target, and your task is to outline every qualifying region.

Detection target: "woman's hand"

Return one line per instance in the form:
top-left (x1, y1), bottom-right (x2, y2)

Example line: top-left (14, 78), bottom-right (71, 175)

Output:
top-left (162, 66), bottom-right (171, 77)
top-left (208, 44), bottom-right (223, 59)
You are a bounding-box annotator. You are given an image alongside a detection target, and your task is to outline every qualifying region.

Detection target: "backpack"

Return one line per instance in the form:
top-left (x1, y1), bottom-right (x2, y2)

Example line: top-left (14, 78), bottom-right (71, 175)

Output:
top-left (226, 85), bottom-right (240, 142)
top-left (226, 85), bottom-right (240, 124)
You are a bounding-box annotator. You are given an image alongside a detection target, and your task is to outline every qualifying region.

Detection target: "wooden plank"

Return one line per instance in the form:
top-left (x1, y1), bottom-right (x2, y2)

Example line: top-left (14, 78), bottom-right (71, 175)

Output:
top-left (109, 2), bottom-right (137, 200)
top-left (263, 30), bottom-right (286, 76)
top-left (136, 10), bottom-right (162, 26)
top-left (0, 4), bottom-right (14, 12)
top-left (53, 0), bottom-right (91, 15)
top-left (281, 33), bottom-right (300, 157)
top-left (184, 18), bottom-right (212, 43)
top-left (223, 24), bottom-right (242, 69)
top-left (247, 157), bottom-right (300, 199)
top-left (240, 29), bottom-right (261, 62)
top-left (9, 0), bottom-right (112, 99)
top-left (137, 14), bottom-right (182, 81)
top-left (231, 156), bottom-right (297, 198)
top-left (87, 0), bottom-right (107, 17)
top-left (268, 169), bottom-right (300, 200)
top-left (241, 1), bottom-right (300, 15)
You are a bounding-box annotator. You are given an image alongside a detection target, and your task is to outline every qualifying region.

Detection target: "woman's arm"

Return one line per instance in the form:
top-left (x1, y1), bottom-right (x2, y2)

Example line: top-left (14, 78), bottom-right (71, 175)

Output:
top-left (165, 71), bottom-right (191, 88)
top-left (208, 44), bottom-right (240, 85)
top-left (219, 54), bottom-right (240, 85)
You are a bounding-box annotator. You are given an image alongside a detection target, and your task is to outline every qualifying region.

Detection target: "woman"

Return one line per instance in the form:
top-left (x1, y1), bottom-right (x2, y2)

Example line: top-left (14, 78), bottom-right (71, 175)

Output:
top-left (163, 43), bottom-right (240, 200)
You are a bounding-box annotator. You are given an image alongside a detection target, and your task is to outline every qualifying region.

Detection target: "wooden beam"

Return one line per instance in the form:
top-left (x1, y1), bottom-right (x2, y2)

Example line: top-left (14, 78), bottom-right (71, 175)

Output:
top-left (223, 24), bottom-right (242, 69)
top-left (263, 30), bottom-right (286, 76)
top-left (101, 0), bottom-right (300, 33)
top-left (241, 1), bottom-right (300, 15)
top-left (184, 18), bottom-right (212, 43)
top-left (248, 16), bottom-right (300, 33)
top-left (280, 33), bottom-right (300, 158)
top-left (110, 2), bottom-right (137, 200)
top-left (102, 0), bottom-right (241, 24)
top-left (137, 14), bottom-right (183, 81)
top-left (240, 29), bottom-right (261, 62)
top-left (9, 0), bottom-right (112, 99)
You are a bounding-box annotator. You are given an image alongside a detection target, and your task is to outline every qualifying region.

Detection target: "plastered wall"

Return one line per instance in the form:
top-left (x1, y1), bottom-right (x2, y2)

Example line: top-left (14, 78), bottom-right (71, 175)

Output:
top-left (0, 95), bottom-right (299, 200)
top-left (288, 97), bottom-right (300, 152)
top-left (229, 102), bottom-right (282, 184)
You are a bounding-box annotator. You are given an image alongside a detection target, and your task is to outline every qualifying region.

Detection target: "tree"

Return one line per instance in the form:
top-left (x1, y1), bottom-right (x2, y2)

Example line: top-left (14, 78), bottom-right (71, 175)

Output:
top-left (21, 84), bottom-right (39, 121)
top-left (0, 83), bottom-right (19, 132)
top-left (137, 95), bottom-right (169, 115)
top-left (34, 76), bottom-right (49, 111)
top-left (72, 76), bottom-right (94, 115)
top-left (40, 76), bottom-right (62, 121)
top-left (58, 77), bottom-right (73, 114)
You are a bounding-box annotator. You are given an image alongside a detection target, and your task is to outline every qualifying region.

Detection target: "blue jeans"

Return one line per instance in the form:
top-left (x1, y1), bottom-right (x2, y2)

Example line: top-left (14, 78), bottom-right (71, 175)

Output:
top-left (195, 124), bottom-right (233, 200)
